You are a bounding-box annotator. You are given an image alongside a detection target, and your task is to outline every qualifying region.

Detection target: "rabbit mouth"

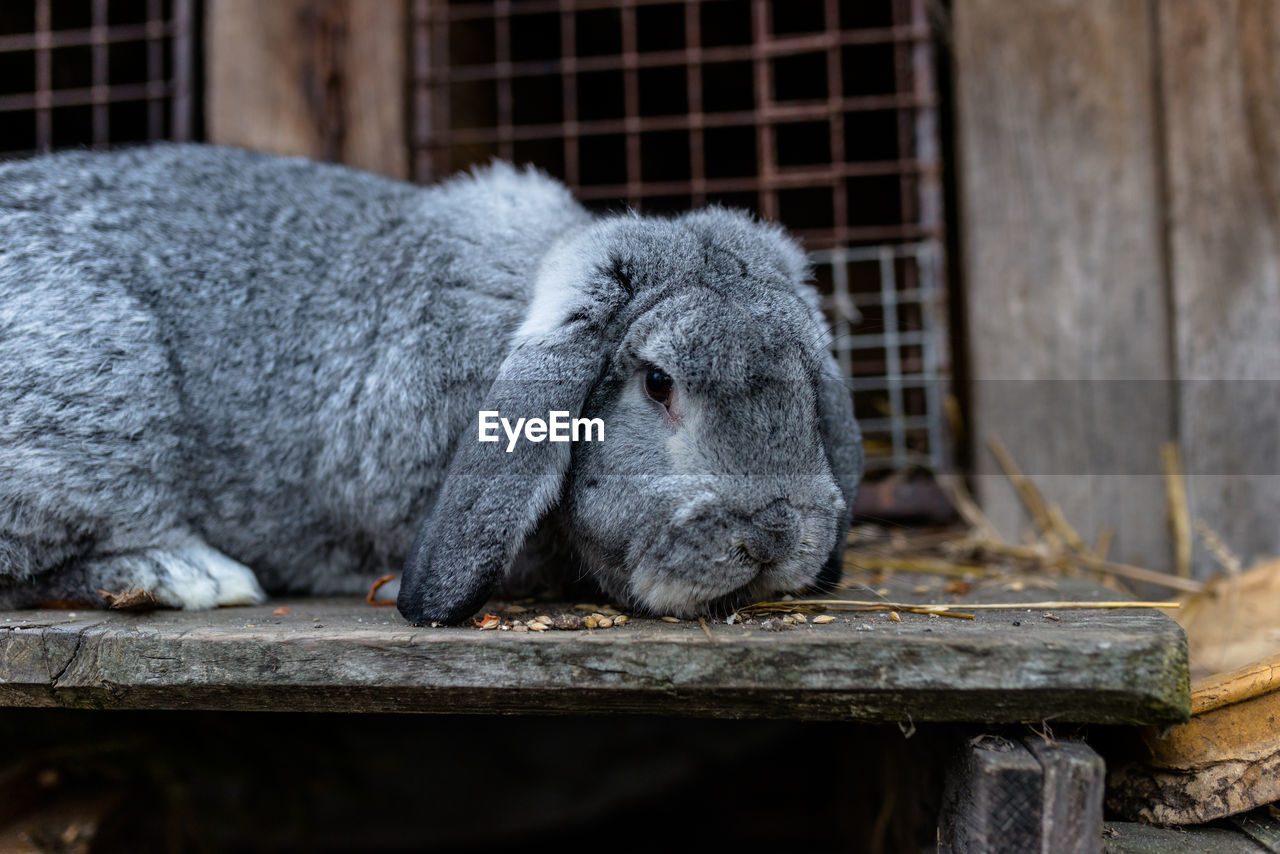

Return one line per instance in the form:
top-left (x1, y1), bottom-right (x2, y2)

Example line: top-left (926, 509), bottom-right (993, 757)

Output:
top-left (625, 544), bottom-right (821, 618)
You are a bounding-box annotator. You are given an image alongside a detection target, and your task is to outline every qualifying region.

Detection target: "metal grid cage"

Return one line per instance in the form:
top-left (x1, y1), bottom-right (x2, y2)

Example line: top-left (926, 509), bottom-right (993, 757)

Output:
top-left (411, 0), bottom-right (950, 477)
top-left (0, 0), bottom-right (195, 159)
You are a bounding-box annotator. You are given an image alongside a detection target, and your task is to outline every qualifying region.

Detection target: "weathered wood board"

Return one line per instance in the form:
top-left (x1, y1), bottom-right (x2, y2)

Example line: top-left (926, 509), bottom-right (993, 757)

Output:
top-left (954, 0), bottom-right (1177, 576)
top-left (0, 580), bottom-right (1188, 722)
top-left (1158, 0), bottom-right (1280, 572)
top-left (206, 0), bottom-right (408, 179)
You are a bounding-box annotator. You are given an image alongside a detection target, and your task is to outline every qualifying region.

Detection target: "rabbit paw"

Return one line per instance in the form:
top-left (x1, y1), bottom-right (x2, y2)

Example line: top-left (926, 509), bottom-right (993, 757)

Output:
top-left (91, 541), bottom-right (266, 610)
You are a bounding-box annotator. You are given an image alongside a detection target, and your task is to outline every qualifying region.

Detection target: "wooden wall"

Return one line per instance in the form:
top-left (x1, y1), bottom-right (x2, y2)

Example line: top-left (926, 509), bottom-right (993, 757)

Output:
top-left (206, 0), bottom-right (408, 180)
top-left (957, 0), bottom-right (1280, 577)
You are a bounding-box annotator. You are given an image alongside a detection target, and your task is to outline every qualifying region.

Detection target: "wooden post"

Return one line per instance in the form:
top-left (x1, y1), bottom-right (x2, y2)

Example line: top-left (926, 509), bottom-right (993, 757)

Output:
top-left (939, 735), bottom-right (1104, 853)
top-left (954, 0), bottom-right (1176, 575)
top-left (206, 0), bottom-right (408, 180)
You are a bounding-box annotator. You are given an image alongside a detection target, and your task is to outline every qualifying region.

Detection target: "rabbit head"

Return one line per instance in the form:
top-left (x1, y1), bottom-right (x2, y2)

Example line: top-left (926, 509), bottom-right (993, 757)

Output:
top-left (398, 208), bottom-right (862, 625)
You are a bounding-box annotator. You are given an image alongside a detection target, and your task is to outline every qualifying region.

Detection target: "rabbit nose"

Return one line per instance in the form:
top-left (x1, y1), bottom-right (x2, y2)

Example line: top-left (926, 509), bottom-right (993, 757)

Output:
top-left (743, 500), bottom-right (800, 564)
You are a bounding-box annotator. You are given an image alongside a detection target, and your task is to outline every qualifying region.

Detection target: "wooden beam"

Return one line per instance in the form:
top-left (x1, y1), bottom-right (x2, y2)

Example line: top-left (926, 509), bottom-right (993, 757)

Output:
top-left (206, 0), bottom-right (408, 179)
top-left (954, 0), bottom-right (1177, 576)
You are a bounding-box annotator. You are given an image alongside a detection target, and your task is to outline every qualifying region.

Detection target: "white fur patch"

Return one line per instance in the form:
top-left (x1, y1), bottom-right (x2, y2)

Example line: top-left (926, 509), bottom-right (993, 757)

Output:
top-left (514, 234), bottom-right (587, 345)
top-left (109, 542), bottom-right (266, 609)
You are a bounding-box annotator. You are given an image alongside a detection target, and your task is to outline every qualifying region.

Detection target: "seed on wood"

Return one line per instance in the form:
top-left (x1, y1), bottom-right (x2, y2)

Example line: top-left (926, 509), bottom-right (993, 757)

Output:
top-left (613, 615), bottom-right (629, 625)
top-left (599, 606), bottom-right (621, 616)
top-left (583, 615), bottom-right (598, 629)
top-left (553, 615), bottom-right (583, 630)
top-left (876, 588), bottom-right (890, 596)
top-left (499, 625), bottom-right (510, 631)
top-left (661, 616), bottom-right (681, 623)
top-left (533, 615), bottom-right (553, 626)
top-left (512, 624), bottom-right (529, 633)
top-left (503, 605), bottom-right (528, 615)
top-left (1043, 613), bottom-right (1061, 621)
top-left (793, 613), bottom-right (807, 623)
top-left (528, 622), bottom-right (549, 632)
top-left (889, 611), bottom-right (901, 622)
top-left (812, 614), bottom-right (836, 624)
top-left (597, 617), bottom-right (614, 629)
top-left (272, 606), bottom-right (290, 616)
top-left (573, 604), bottom-right (599, 612)
top-left (473, 614), bottom-right (501, 630)
top-left (781, 614), bottom-right (799, 625)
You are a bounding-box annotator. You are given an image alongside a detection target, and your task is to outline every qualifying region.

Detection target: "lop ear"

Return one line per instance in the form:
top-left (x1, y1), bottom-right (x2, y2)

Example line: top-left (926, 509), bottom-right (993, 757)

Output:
top-left (397, 230), bottom-right (632, 626)
top-left (813, 350), bottom-right (863, 590)
top-left (397, 321), bottom-right (610, 625)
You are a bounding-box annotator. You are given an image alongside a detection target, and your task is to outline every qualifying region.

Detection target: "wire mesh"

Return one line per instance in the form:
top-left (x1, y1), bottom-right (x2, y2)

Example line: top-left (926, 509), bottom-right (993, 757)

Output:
top-left (0, 0), bottom-right (195, 159)
top-left (412, 0), bottom-right (951, 484)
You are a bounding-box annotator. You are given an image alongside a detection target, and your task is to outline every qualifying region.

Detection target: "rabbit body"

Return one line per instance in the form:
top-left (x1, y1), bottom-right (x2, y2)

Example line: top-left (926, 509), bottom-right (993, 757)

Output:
top-left (0, 145), bottom-right (587, 607)
top-left (1, 144), bottom-right (861, 621)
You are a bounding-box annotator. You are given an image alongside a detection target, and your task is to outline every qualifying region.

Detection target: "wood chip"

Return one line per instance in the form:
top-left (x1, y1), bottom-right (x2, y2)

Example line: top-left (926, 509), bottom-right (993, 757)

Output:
top-left (812, 614), bottom-right (836, 624)
top-left (97, 587), bottom-right (162, 611)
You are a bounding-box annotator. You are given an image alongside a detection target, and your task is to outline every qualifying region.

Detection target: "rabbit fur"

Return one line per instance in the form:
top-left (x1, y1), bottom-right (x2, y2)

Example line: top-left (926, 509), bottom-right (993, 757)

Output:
top-left (0, 144), bottom-right (862, 624)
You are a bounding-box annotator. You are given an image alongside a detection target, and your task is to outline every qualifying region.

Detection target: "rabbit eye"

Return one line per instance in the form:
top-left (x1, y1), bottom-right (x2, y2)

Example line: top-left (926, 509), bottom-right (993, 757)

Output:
top-left (644, 367), bottom-right (674, 407)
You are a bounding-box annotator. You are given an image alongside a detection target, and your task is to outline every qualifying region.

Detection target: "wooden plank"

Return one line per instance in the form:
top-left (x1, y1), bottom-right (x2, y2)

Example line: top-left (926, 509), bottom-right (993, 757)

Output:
top-left (0, 579), bottom-right (1188, 721)
top-left (206, 0), bottom-right (408, 178)
top-left (1104, 822), bottom-right (1268, 854)
top-left (954, 0), bottom-right (1176, 575)
top-left (1158, 0), bottom-right (1280, 573)
top-left (1108, 656), bottom-right (1280, 824)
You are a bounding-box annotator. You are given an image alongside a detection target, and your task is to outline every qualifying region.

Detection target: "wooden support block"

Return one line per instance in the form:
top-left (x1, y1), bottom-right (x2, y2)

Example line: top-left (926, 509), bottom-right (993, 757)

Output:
top-left (1024, 738), bottom-right (1105, 854)
top-left (940, 735), bottom-right (1105, 854)
top-left (940, 735), bottom-right (1046, 854)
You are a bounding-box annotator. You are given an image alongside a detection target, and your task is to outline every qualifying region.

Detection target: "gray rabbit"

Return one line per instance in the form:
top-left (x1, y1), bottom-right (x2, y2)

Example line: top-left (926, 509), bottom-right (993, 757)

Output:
top-left (0, 144), bottom-right (862, 624)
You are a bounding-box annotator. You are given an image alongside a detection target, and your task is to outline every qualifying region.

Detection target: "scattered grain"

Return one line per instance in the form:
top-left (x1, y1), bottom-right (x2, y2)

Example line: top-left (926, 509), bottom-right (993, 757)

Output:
top-left (528, 622), bottom-right (549, 632)
top-left (889, 611), bottom-right (901, 622)
top-left (812, 614), bottom-right (836, 624)
top-left (597, 617), bottom-right (614, 629)
top-left (661, 616), bottom-right (681, 623)
top-left (503, 605), bottom-right (528, 615)
top-left (613, 615), bottom-right (629, 626)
